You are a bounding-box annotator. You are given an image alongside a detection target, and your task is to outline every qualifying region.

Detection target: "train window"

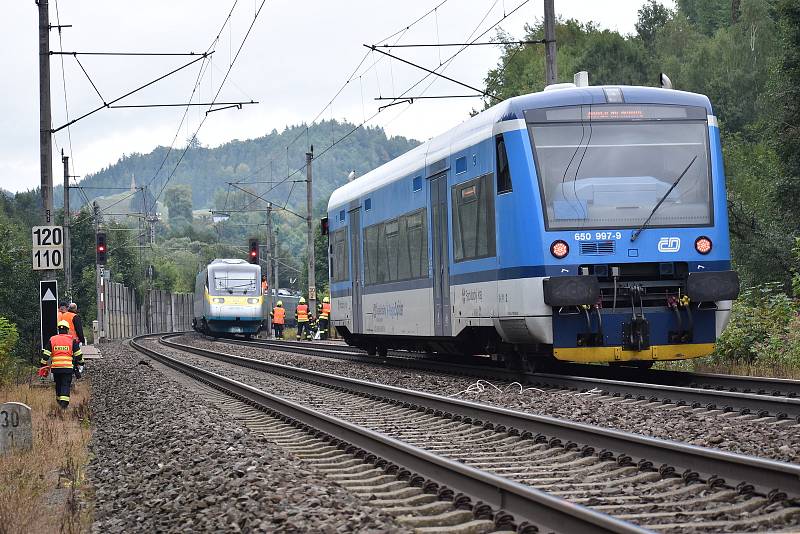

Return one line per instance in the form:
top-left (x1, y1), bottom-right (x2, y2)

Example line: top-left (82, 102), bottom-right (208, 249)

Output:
top-left (384, 219), bottom-right (400, 281)
top-left (405, 209), bottom-right (428, 279)
top-left (331, 229), bottom-right (349, 282)
top-left (456, 156), bottom-right (467, 174)
top-left (452, 173), bottom-right (496, 262)
top-left (413, 176), bottom-right (422, 191)
top-left (362, 208), bottom-right (428, 285)
top-left (364, 198), bottom-right (372, 211)
top-left (496, 135), bottom-right (512, 193)
top-left (339, 209), bottom-right (345, 222)
top-left (363, 225), bottom-right (379, 285)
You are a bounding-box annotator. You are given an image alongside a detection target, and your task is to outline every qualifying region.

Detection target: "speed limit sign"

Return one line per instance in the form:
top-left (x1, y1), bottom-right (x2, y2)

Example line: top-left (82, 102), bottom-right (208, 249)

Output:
top-left (32, 226), bottom-right (64, 270)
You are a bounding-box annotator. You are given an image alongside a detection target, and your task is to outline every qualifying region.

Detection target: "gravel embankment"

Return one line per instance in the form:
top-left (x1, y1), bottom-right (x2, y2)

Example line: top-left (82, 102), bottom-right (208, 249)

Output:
top-left (89, 341), bottom-right (406, 533)
top-left (176, 334), bottom-right (800, 464)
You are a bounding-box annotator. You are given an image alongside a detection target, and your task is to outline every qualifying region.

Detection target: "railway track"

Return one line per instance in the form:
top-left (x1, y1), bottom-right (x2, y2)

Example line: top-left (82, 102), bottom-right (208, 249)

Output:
top-left (135, 333), bottom-right (800, 533)
top-left (213, 336), bottom-right (800, 421)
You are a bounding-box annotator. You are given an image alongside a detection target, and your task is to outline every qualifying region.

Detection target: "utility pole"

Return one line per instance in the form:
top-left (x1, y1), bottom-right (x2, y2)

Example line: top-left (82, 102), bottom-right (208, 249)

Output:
top-left (265, 203), bottom-right (273, 338)
top-left (93, 201), bottom-right (104, 340)
top-left (62, 151), bottom-right (72, 298)
top-left (306, 148), bottom-right (316, 316)
top-left (544, 0), bottom-right (557, 86)
top-left (39, 0), bottom-right (54, 282)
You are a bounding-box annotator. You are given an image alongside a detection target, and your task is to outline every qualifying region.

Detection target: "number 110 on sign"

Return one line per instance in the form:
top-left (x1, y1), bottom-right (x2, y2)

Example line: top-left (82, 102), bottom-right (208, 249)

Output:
top-left (32, 226), bottom-right (64, 270)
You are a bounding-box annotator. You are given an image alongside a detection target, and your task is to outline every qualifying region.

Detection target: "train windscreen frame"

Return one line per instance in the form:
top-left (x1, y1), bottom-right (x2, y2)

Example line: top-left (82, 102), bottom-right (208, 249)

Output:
top-left (526, 104), bottom-right (713, 231)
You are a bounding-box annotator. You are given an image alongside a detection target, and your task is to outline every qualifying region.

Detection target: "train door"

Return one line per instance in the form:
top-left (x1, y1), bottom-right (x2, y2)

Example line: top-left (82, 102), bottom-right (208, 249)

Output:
top-left (348, 207), bottom-right (363, 333)
top-left (430, 173), bottom-right (451, 336)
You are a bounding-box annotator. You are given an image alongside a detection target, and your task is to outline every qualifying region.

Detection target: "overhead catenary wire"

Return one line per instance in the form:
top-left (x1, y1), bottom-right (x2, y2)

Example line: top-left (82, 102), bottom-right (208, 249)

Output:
top-left (242, 0), bottom-right (531, 210)
top-left (148, 0), bottom-right (268, 213)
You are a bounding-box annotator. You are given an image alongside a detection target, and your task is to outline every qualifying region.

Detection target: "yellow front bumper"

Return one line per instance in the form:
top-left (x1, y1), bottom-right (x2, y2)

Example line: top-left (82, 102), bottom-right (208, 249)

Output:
top-left (553, 343), bottom-right (714, 363)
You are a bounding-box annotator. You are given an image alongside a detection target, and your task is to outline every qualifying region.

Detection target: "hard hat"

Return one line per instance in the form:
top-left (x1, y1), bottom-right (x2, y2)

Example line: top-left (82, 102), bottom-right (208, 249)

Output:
top-left (323, 296), bottom-right (330, 303)
top-left (299, 297), bottom-right (306, 304)
top-left (276, 300), bottom-right (283, 307)
top-left (57, 320), bottom-right (70, 329)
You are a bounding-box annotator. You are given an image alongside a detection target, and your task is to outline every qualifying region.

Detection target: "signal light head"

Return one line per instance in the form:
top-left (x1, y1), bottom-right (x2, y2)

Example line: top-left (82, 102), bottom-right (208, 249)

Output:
top-left (97, 245), bottom-right (105, 252)
top-left (695, 236), bottom-right (712, 255)
top-left (550, 239), bottom-right (569, 259)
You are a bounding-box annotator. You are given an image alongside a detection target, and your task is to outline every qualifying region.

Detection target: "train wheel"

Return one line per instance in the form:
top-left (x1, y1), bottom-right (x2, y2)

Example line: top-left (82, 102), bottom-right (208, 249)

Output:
top-left (367, 345), bottom-right (377, 356)
top-left (377, 346), bottom-right (388, 358)
top-left (244, 334), bottom-right (252, 340)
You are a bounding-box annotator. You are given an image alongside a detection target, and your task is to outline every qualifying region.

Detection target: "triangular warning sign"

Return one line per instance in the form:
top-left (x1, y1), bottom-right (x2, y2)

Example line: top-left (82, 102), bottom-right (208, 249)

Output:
top-left (42, 288), bottom-right (56, 301)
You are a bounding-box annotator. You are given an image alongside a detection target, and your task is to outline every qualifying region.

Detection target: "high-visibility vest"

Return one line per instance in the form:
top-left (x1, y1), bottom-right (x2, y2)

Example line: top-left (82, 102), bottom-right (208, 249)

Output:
top-left (262, 281), bottom-right (268, 294)
top-left (49, 334), bottom-right (75, 369)
top-left (60, 311), bottom-right (77, 338)
top-left (296, 304), bottom-right (309, 322)
top-left (272, 307), bottom-right (285, 325)
top-left (319, 302), bottom-right (331, 319)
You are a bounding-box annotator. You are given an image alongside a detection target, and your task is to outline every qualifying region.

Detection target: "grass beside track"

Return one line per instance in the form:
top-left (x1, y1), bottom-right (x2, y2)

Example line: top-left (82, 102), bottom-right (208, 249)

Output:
top-left (656, 359), bottom-right (800, 379)
top-left (0, 378), bottom-right (92, 534)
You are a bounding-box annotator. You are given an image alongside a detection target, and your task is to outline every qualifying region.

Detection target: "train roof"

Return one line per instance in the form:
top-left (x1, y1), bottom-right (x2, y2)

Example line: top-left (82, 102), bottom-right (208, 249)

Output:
top-left (328, 85), bottom-right (713, 211)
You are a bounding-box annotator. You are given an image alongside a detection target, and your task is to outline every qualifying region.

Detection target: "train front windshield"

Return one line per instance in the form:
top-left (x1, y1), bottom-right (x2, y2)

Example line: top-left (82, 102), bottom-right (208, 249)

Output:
top-left (527, 104), bottom-right (712, 231)
top-left (210, 269), bottom-right (258, 296)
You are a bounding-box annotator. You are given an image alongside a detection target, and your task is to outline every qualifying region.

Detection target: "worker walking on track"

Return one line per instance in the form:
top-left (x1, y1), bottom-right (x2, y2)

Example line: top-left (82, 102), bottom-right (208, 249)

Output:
top-left (271, 300), bottom-right (285, 339)
top-left (67, 302), bottom-right (86, 345)
top-left (40, 320), bottom-right (84, 409)
top-left (57, 301), bottom-right (79, 341)
top-left (317, 296), bottom-right (331, 340)
top-left (295, 297), bottom-right (309, 340)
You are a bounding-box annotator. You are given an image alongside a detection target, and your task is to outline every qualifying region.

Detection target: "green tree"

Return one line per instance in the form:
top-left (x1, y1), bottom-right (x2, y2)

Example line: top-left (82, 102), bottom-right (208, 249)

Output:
top-left (636, 0), bottom-right (674, 50)
top-left (164, 184), bottom-right (193, 226)
top-left (769, 0), bottom-right (800, 231)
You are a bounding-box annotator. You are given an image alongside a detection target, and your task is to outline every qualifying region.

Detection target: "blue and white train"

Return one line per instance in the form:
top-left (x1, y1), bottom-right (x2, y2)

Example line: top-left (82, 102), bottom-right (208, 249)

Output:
top-left (193, 259), bottom-right (263, 337)
top-left (326, 83), bottom-right (739, 367)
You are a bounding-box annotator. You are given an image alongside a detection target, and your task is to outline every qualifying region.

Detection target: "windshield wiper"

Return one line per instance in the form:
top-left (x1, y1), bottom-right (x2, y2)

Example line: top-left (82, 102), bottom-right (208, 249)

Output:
top-left (630, 155), bottom-right (698, 242)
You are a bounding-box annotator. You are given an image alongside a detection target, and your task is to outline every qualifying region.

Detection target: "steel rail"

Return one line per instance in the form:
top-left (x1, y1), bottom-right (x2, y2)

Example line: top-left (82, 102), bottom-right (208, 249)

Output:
top-left (214, 337), bottom-right (800, 419)
top-left (130, 334), bottom-right (645, 534)
top-left (164, 334), bottom-right (800, 498)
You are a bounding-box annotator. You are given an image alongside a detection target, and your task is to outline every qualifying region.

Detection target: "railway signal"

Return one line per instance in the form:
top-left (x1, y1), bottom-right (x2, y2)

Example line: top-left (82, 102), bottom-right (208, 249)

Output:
top-left (248, 238), bottom-right (259, 264)
top-left (96, 232), bottom-right (107, 265)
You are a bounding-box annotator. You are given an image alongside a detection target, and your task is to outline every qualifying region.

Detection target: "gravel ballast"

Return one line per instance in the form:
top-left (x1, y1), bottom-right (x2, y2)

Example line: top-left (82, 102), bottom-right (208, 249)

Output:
top-left (89, 341), bottom-right (405, 533)
top-left (176, 334), bottom-right (800, 464)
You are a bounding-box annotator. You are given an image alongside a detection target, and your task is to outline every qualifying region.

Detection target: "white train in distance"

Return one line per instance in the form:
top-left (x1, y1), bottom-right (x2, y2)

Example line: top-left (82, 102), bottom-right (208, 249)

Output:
top-left (192, 259), bottom-right (263, 338)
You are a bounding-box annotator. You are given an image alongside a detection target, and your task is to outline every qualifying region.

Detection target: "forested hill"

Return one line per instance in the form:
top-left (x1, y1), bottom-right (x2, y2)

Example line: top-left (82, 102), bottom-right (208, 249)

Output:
top-left (55, 119), bottom-right (419, 213)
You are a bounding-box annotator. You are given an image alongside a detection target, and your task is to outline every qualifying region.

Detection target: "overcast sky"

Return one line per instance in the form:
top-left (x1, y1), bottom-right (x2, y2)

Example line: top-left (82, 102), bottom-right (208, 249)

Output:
top-left (0, 0), bottom-right (670, 194)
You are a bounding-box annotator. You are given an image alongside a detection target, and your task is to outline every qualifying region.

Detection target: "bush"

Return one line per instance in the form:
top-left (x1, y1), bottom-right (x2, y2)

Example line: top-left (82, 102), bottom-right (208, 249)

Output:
top-left (0, 316), bottom-right (21, 384)
top-left (712, 283), bottom-right (800, 367)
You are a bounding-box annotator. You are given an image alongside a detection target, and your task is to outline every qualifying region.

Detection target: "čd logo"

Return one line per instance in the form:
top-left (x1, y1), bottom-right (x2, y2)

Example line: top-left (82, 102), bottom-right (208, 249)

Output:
top-left (657, 237), bottom-right (681, 253)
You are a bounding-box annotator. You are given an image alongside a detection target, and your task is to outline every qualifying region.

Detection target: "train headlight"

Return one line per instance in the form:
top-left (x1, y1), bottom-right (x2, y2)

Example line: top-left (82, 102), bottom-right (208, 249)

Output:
top-left (247, 298), bottom-right (260, 304)
top-left (212, 297), bottom-right (225, 304)
top-left (550, 240), bottom-right (569, 259)
top-left (695, 236), bottom-right (712, 255)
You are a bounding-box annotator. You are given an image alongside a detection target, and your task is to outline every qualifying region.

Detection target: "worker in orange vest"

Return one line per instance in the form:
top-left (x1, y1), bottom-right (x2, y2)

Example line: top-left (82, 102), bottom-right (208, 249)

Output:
top-left (57, 301), bottom-right (79, 340)
top-left (295, 297), bottom-right (309, 340)
top-left (317, 296), bottom-right (331, 340)
top-left (261, 275), bottom-right (268, 295)
top-left (40, 320), bottom-right (84, 409)
top-left (270, 300), bottom-right (285, 339)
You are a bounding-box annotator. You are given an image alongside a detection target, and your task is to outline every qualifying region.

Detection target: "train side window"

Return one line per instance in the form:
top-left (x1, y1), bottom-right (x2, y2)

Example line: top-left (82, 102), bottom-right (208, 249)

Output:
top-left (362, 209), bottom-right (428, 285)
top-left (363, 225), bottom-right (378, 285)
top-left (496, 135), bottom-right (512, 193)
top-left (452, 173), bottom-right (496, 262)
top-left (384, 219), bottom-right (400, 282)
top-left (331, 229), bottom-right (349, 282)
